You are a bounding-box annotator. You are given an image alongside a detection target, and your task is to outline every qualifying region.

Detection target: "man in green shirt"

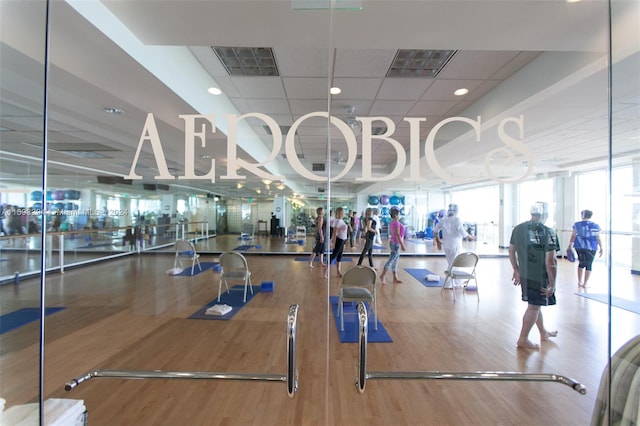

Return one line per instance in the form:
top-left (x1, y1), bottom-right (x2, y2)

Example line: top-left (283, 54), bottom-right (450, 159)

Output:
top-left (509, 202), bottom-right (559, 350)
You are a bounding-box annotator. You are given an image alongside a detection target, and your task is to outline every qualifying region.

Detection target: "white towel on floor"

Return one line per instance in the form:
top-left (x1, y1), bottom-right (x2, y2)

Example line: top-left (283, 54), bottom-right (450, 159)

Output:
top-left (206, 304), bottom-right (233, 316)
top-left (426, 274), bottom-right (440, 282)
top-left (1, 398), bottom-right (86, 426)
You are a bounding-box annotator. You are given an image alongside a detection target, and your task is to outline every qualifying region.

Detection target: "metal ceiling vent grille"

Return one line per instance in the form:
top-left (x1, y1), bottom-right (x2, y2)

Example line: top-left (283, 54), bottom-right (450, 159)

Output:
top-left (386, 49), bottom-right (456, 78)
top-left (212, 47), bottom-right (279, 76)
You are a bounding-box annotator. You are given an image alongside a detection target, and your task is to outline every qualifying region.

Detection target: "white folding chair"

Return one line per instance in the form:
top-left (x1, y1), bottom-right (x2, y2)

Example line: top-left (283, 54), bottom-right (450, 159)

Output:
top-left (218, 251), bottom-right (253, 303)
top-left (442, 252), bottom-right (479, 301)
top-left (173, 240), bottom-right (201, 275)
top-left (338, 265), bottom-right (377, 331)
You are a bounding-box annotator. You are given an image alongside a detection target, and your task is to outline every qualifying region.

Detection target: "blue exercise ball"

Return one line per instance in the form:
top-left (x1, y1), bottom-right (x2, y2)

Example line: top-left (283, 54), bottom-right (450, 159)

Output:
top-left (389, 195), bottom-right (400, 205)
top-left (368, 195), bottom-right (379, 205)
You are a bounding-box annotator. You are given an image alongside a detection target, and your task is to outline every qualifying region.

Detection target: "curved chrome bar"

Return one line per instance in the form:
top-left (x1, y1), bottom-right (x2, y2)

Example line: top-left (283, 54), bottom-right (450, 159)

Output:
top-left (355, 303), bottom-right (586, 395)
top-left (366, 371), bottom-right (587, 394)
top-left (66, 304), bottom-right (300, 398)
top-left (286, 304), bottom-right (299, 398)
top-left (65, 370), bottom-right (286, 391)
top-left (356, 301), bottom-right (368, 394)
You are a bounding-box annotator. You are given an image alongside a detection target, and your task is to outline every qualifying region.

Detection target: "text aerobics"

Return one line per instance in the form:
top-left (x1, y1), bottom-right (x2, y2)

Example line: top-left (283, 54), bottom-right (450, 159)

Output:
top-left (125, 112), bottom-right (533, 184)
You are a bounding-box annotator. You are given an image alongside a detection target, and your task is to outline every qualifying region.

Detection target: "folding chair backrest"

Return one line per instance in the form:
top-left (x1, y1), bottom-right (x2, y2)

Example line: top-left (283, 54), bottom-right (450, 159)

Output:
top-left (175, 239), bottom-right (195, 254)
top-left (452, 252), bottom-right (479, 269)
top-left (220, 251), bottom-right (248, 271)
top-left (341, 265), bottom-right (376, 290)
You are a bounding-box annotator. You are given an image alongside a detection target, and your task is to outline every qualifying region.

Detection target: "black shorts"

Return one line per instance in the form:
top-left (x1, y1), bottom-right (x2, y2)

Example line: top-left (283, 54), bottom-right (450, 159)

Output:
top-left (576, 248), bottom-right (596, 271)
top-left (521, 279), bottom-right (556, 306)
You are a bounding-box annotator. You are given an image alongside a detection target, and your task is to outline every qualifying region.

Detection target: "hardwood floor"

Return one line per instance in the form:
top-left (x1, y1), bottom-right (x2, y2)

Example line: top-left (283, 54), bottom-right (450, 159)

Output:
top-left (1, 235), bottom-right (638, 425)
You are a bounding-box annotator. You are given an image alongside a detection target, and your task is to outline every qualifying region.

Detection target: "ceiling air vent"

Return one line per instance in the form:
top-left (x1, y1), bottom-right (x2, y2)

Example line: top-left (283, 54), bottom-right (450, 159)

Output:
top-left (386, 49), bottom-right (456, 78)
top-left (212, 47), bottom-right (279, 76)
top-left (312, 163), bottom-right (326, 172)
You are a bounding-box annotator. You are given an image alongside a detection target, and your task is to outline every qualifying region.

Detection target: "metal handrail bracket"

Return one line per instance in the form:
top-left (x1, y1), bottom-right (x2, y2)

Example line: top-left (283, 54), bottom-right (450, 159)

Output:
top-left (66, 304), bottom-right (299, 398)
top-left (354, 301), bottom-right (586, 395)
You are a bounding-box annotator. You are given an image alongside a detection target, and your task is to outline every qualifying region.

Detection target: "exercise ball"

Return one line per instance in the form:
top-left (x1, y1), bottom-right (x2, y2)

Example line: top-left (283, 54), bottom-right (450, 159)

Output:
top-left (389, 195), bottom-right (400, 205)
top-left (381, 207), bottom-right (390, 216)
top-left (53, 190), bottom-right (65, 200)
top-left (380, 194), bottom-right (390, 205)
top-left (368, 195), bottom-right (379, 205)
top-left (30, 191), bottom-right (43, 201)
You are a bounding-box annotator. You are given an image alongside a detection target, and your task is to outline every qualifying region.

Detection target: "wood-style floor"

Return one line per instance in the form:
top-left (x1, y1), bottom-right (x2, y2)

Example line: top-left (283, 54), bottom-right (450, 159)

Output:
top-left (1, 234), bottom-right (639, 425)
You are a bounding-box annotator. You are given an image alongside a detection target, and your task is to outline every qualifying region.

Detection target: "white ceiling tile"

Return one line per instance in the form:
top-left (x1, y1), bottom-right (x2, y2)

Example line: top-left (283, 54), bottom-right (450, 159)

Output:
top-left (331, 77), bottom-right (383, 100)
top-left (370, 100), bottom-right (416, 116)
top-left (334, 49), bottom-right (397, 78)
top-left (283, 77), bottom-right (329, 99)
top-left (274, 48), bottom-right (331, 77)
top-left (437, 51), bottom-right (521, 79)
top-left (232, 77), bottom-right (286, 98)
top-left (408, 101), bottom-right (459, 117)
top-left (246, 98), bottom-right (291, 115)
top-left (377, 78), bottom-right (433, 100)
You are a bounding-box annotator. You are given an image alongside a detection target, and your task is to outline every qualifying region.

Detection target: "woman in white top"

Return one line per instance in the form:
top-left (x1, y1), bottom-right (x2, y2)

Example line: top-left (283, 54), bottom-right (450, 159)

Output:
top-left (328, 207), bottom-right (349, 277)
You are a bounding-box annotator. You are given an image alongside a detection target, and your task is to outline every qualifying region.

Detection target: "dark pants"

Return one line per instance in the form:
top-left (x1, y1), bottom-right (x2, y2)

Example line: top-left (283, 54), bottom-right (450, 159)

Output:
top-left (358, 232), bottom-right (375, 267)
top-left (330, 237), bottom-right (347, 264)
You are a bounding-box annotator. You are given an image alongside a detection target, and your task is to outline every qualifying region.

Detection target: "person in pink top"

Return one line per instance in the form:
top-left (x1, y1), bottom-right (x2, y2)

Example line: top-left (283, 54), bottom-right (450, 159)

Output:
top-left (379, 207), bottom-right (406, 284)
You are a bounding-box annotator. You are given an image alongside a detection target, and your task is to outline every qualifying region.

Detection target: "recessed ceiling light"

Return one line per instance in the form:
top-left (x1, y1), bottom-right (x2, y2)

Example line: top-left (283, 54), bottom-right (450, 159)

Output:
top-left (208, 87), bottom-right (222, 95)
top-left (104, 107), bottom-right (125, 114)
top-left (454, 88), bottom-right (469, 96)
top-left (330, 87), bottom-right (342, 95)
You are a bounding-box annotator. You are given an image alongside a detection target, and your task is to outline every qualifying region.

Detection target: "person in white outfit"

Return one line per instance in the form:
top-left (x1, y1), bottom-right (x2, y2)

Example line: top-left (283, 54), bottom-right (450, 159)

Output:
top-left (434, 204), bottom-right (475, 286)
top-left (372, 208), bottom-right (382, 245)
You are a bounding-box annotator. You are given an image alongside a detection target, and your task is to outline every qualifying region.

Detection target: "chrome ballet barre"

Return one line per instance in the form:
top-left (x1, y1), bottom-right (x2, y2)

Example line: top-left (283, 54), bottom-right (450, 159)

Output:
top-left (66, 304), bottom-right (299, 398)
top-left (354, 302), bottom-right (586, 395)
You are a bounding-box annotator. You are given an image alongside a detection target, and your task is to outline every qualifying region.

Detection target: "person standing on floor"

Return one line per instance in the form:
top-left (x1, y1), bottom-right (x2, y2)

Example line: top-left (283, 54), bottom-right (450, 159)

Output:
top-left (308, 206), bottom-right (326, 268)
top-left (567, 209), bottom-right (603, 287)
top-left (347, 210), bottom-right (358, 249)
top-left (379, 207), bottom-right (406, 284)
top-left (327, 207), bottom-right (348, 277)
top-left (434, 204), bottom-right (475, 285)
top-left (357, 207), bottom-right (377, 268)
top-left (509, 202), bottom-right (560, 350)
top-left (372, 208), bottom-right (383, 246)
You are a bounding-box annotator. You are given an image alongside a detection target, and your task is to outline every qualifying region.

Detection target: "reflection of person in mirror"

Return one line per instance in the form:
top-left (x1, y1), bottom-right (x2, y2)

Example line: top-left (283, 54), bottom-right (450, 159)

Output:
top-left (357, 208), bottom-right (376, 268)
top-left (509, 202), bottom-right (559, 350)
top-left (327, 207), bottom-right (348, 277)
top-left (308, 207), bottom-right (326, 268)
top-left (372, 208), bottom-right (382, 245)
top-left (567, 209), bottom-right (603, 287)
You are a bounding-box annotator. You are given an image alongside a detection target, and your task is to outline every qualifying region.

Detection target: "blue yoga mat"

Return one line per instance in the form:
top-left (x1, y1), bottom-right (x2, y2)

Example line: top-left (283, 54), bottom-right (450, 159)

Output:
top-left (575, 293), bottom-right (640, 315)
top-left (1, 307), bottom-right (66, 334)
top-left (232, 245), bottom-right (255, 251)
top-left (189, 285), bottom-right (260, 320)
top-left (171, 262), bottom-right (220, 276)
top-left (404, 268), bottom-right (445, 287)
top-left (329, 296), bottom-right (392, 343)
top-left (294, 257), bottom-right (353, 263)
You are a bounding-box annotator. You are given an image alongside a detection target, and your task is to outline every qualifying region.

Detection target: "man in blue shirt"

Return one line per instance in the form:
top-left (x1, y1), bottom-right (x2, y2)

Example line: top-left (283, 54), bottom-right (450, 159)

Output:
top-left (567, 209), bottom-right (603, 287)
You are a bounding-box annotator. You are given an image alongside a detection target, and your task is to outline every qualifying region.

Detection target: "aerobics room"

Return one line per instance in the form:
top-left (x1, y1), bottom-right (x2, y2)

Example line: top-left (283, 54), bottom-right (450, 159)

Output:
top-left (1, 1), bottom-right (639, 425)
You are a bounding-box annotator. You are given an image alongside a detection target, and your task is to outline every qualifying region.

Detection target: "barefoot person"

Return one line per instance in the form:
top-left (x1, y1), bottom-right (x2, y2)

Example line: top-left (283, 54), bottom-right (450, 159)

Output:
top-left (509, 202), bottom-right (560, 350)
top-left (379, 207), bottom-right (406, 284)
top-left (567, 209), bottom-right (603, 287)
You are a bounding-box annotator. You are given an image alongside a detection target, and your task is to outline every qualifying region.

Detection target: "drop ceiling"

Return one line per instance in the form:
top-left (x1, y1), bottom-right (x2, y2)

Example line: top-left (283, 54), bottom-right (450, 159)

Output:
top-left (0, 0), bottom-right (638, 200)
